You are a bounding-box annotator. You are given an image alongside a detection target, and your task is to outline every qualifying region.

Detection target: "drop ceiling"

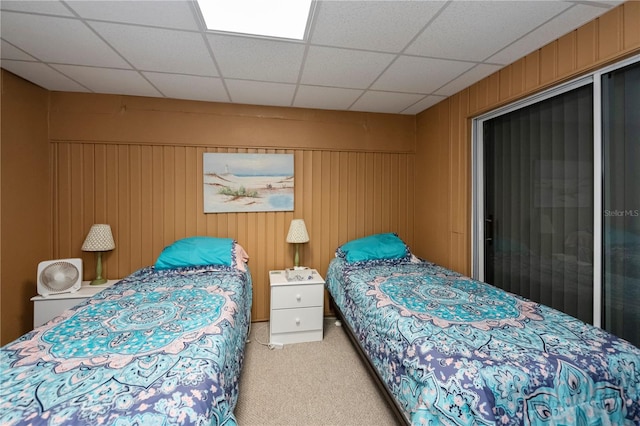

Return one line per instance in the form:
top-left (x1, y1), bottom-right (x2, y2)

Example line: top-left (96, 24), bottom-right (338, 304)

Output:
top-left (0, 0), bottom-right (623, 115)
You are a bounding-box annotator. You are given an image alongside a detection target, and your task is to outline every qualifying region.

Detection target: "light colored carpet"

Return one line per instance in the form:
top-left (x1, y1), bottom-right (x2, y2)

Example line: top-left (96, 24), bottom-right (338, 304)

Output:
top-left (234, 319), bottom-right (401, 426)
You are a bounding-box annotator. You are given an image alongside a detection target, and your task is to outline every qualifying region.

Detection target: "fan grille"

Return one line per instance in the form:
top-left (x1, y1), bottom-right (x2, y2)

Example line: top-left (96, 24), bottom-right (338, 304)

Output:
top-left (39, 261), bottom-right (80, 292)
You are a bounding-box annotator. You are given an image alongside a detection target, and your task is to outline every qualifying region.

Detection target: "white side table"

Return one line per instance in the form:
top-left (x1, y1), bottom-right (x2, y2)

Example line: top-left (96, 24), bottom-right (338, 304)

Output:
top-left (269, 269), bottom-right (325, 346)
top-left (31, 279), bottom-right (120, 328)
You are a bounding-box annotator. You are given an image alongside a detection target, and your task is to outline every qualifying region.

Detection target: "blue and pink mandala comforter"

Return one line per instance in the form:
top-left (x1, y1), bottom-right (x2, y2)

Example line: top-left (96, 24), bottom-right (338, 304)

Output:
top-left (0, 264), bottom-right (252, 426)
top-left (326, 257), bottom-right (640, 425)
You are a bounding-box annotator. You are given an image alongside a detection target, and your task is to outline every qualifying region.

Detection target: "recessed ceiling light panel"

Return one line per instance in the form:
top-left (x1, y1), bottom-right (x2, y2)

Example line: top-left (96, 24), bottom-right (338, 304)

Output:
top-left (196, 0), bottom-right (313, 40)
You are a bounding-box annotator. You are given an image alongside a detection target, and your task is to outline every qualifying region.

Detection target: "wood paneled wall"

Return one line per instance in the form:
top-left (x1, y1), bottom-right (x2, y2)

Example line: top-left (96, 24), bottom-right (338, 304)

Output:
top-left (50, 94), bottom-right (415, 322)
top-left (1, 71), bottom-right (51, 344)
top-left (4, 2), bottom-right (636, 343)
top-left (414, 2), bottom-right (640, 275)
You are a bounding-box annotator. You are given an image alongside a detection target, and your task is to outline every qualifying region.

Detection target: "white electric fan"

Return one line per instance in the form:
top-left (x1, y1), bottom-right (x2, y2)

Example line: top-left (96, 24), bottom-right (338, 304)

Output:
top-left (37, 258), bottom-right (83, 297)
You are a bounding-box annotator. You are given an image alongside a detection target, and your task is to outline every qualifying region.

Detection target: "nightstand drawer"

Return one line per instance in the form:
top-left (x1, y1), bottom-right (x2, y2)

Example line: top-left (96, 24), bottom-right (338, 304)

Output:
top-left (270, 306), bottom-right (324, 333)
top-left (271, 284), bottom-right (324, 309)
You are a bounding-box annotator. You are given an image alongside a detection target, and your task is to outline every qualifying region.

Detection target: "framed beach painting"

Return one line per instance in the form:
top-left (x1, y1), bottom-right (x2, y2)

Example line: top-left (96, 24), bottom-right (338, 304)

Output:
top-left (203, 153), bottom-right (294, 213)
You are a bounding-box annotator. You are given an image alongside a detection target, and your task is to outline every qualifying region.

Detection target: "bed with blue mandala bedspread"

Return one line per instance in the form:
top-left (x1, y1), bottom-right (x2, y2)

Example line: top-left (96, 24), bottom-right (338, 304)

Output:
top-left (326, 233), bottom-right (640, 426)
top-left (0, 238), bottom-right (252, 426)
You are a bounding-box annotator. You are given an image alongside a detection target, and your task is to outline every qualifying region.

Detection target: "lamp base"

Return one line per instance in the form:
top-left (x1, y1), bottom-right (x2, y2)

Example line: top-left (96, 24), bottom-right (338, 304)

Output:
top-left (90, 278), bottom-right (108, 286)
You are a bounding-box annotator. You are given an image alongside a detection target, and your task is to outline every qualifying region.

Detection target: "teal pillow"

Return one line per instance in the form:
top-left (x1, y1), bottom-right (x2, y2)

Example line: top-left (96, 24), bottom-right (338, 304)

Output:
top-left (155, 237), bottom-right (234, 270)
top-left (338, 233), bottom-right (409, 263)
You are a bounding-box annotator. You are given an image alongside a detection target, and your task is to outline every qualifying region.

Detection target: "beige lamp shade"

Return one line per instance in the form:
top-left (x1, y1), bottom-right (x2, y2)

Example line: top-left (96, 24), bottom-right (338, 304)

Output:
top-left (286, 219), bottom-right (309, 243)
top-left (287, 219), bottom-right (309, 268)
top-left (81, 224), bottom-right (115, 251)
top-left (81, 224), bottom-right (115, 286)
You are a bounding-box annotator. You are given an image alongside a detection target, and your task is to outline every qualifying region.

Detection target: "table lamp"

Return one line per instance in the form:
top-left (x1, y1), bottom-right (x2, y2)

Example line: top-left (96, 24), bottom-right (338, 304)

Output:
top-left (286, 219), bottom-right (309, 269)
top-left (81, 224), bottom-right (115, 285)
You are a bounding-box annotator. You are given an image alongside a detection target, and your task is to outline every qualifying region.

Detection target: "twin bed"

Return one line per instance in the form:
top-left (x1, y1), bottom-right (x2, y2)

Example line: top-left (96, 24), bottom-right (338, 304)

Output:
top-left (0, 237), bottom-right (252, 426)
top-left (326, 233), bottom-right (640, 425)
top-left (3, 232), bottom-right (639, 425)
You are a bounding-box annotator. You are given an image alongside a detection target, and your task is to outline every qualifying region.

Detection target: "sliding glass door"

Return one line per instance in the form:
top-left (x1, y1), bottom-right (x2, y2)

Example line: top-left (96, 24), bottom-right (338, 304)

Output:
top-left (483, 83), bottom-right (594, 323)
top-left (474, 55), bottom-right (639, 347)
top-left (602, 61), bottom-right (640, 346)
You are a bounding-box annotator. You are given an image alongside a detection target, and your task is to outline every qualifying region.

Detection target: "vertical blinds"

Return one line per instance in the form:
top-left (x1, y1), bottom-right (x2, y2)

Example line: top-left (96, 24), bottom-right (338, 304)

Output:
top-left (602, 61), bottom-right (640, 347)
top-left (483, 84), bottom-right (594, 323)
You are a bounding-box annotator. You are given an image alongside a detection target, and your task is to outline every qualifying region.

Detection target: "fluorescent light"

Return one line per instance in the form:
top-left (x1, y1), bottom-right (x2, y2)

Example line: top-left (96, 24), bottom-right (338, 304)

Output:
top-left (197, 0), bottom-right (313, 40)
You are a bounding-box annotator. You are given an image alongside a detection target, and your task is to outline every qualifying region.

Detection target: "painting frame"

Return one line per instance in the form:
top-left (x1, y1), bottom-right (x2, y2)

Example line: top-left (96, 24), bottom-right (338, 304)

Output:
top-left (203, 153), bottom-right (294, 213)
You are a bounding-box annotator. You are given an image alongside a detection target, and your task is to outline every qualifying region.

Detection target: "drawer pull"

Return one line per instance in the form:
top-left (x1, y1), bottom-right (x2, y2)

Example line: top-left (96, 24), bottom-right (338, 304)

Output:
top-left (296, 294), bottom-right (302, 302)
top-left (295, 318), bottom-right (300, 326)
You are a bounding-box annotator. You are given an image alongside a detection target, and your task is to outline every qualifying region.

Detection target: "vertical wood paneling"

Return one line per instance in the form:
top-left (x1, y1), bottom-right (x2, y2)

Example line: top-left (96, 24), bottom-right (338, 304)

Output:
top-left (184, 148), bottom-right (198, 237)
top-left (152, 146), bottom-right (164, 261)
top-left (162, 146), bottom-right (175, 247)
top-left (356, 153), bottom-right (366, 239)
top-left (598, 7), bottom-right (622, 60)
top-left (401, 155), bottom-right (409, 244)
top-left (53, 143), bottom-right (415, 321)
top-left (52, 147), bottom-right (60, 257)
top-left (414, 101), bottom-right (451, 268)
top-left (623, 1), bottom-right (640, 49)
top-left (539, 43), bottom-right (557, 85)
top-left (486, 73), bottom-right (500, 107)
top-left (129, 145), bottom-right (142, 269)
top-left (1, 70), bottom-right (51, 344)
top-left (105, 145), bottom-right (119, 278)
top-left (174, 147), bottom-right (186, 240)
top-left (82, 145), bottom-right (95, 249)
top-left (510, 58), bottom-right (525, 98)
top-left (557, 32), bottom-right (577, 78)
top-left (524, 51), bottom-right (540, 93)
top-left (576, 21), bottom-right (597, 69)
top-left (71, 145), bottom-right (85, 254)
top-left (56, 144), bottom-right (72, 256)
top-left (498, 67), bottom-right (512, 102)
top-left (140, 146), bottom-right (154, 267)
top-left (322, 150), bottom-right (336, 268)
top-left (117, 145), bottom-right (130, 275)
top-left (450, 91), bottom-right (469, 237)
top-left (335, 152), bottom-right (353, 243)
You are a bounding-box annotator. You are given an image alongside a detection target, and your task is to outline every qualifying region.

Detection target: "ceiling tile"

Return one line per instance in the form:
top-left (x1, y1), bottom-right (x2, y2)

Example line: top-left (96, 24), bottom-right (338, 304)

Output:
top-left (1, 12), bottom-right (130, 68)
top-left (0, 0), bottom-right (621, 116)
top-left (435, 63), bottom-right (503, 96)
top-left (1, 40), bottom-right (35, 61)
top-left (406, 1), bottom-right (571, 62)
top-left (1, 60), bottom-right (88, 92)
top-left (51, 65), bottom-right (162, 97)
top-left (226, 80), bottom-right (296, 107)
top-left (401, 95), bottom-right (447, 115)
top-left (487, 4), bottom-right (610, 65)
top-left (0, 0), bottom-right (74, 17)
top-left (310, 1), bottom-right (446, 52)
top-left (66, 0), bottom-right (200, 30)
top-left (143, 72), bottom-right (229, 103)
top-left (293, 85), bottom-right (363, 111)
top-left (350, 91), bottom-right (424, 114)
top-left (373, 56), bottom-right (475, 94)
top-left (301, 46), bottom-right (395, 89)
top-left (89, 22), bottom-right (216, 76)
top-left (207, 34), bottom-right (305, 83)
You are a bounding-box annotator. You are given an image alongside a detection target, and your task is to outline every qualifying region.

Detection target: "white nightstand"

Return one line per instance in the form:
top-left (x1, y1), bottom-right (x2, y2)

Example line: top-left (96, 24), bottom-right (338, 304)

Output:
top-left (31, 279), bottom-right (119, 328)
top-left (269, 269), bottom-right (325, 346)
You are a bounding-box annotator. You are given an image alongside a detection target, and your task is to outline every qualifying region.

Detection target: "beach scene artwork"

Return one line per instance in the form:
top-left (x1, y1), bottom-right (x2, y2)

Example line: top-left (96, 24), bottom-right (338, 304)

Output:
top-left (204, 153), bottom-right (294, 213)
